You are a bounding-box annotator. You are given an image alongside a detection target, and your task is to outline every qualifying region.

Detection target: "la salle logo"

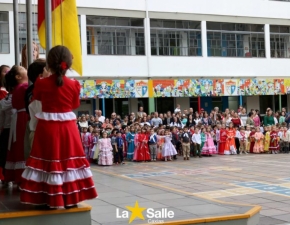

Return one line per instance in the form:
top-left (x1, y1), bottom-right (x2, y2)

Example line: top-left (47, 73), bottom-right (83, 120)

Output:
top-left (116, 201), bottom-right (174, 224)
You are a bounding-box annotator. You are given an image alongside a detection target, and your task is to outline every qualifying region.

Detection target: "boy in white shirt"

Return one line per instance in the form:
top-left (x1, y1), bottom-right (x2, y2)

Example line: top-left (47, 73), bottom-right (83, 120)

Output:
top-left (191, 127), bottom-right (202, 158)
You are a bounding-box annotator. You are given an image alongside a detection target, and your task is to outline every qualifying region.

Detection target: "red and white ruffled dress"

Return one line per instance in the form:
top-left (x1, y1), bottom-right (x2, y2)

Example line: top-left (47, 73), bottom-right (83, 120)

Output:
top-left (20, 75), bottom-right (98, 208)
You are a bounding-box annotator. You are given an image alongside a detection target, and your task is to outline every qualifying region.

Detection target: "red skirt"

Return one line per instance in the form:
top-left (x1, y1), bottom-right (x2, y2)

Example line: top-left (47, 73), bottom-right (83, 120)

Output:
top-left (20, 119), bottom-right (98, 208)
top-left (5, 111), bottom-right (28, 183)
top-left (250, 142), bottom-right (255, 153)
top-left (133, 143), bottom-right (151, 161)
top-left (269, 140), bottom-right (279, 151)
top-left (218, 142), bottom-right (226, 155)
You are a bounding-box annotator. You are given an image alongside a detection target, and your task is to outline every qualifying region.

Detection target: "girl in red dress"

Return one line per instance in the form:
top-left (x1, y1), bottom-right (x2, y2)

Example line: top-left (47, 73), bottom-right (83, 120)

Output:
top-left (249, 127), bottom-right (256, 153)
top-left (4, 66), bottom-right (29, 185)
top-left (218, 124), bottom-right (227, 155)
top-left (134, 127), bottom-right (151, 162)
top-left (224, 122), bottom-right (237, 155)
top-left (20, 46), bottom-right (97, 208)
top-left (269, 125), bottom-right (279, 154)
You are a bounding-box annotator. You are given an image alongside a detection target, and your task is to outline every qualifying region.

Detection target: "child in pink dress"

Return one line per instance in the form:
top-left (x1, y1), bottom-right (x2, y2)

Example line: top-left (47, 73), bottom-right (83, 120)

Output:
top-left (81, 127), bottom-right (92, 160)
top-left (98, 132), bottom-right (113, 166)
top-left (202, 127), bottom-right (217, 156)
top-left (253, 127), bottom-right (264, 154)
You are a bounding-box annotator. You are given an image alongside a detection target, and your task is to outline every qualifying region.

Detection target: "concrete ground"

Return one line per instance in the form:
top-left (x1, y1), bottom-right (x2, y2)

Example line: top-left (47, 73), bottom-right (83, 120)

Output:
top-left (88, 154), bottom-right (290, 225)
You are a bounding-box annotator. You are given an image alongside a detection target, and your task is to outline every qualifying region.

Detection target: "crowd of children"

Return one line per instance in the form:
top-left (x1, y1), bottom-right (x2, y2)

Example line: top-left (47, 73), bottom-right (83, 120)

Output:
top-left (79, 119), bottom-right (290, 166)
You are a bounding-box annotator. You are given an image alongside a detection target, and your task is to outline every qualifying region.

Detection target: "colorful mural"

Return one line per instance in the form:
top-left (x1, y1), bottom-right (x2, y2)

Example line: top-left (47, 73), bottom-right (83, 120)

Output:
top-left (79, 78), bottom-right (289, 99)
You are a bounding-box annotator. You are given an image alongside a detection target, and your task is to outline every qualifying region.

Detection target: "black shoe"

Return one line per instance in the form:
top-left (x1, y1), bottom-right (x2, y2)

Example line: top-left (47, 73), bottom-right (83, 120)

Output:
top-left (199, 156), bottom-right (202, 158)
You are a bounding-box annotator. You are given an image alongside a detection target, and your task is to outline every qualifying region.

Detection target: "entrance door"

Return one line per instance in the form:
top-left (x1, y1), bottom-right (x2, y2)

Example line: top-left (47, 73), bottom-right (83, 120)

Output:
top-left (115, 98), bottom-right (129, 117)
top-left (99, 99), bottom-right (113, 118)
top-left (156, 97), bottom-right (174, 113)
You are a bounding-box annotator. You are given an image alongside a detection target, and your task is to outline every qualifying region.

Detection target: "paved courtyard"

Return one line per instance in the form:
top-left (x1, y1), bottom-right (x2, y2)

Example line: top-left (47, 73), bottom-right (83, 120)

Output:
top-left (88, 154), bottom-right (290, 225)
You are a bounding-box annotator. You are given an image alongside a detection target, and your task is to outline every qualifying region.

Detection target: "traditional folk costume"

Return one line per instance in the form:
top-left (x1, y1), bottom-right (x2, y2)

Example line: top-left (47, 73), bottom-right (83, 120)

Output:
top-left (5, 83), bottom-right (29, 184)
top-left (20, 75), bottom-right (97, 208)
top-left (122, 133), bottom-right (127, 158)
top-left (218, 128), bottom-right (227, 155)
top-left (202, 132), bottom-right (217, 155)
top-left (224, 128), bottom-right (237, 155)
top-left (81, 131), bottom-right (92, 160)
top-left (249, 131), bottom-right (256, 153)
top-left (239, 132), bottom-right (247, 154)
top-left (215, 129), bottom-right (220, 153)
top-left (134, 133), bottom-right (150, 162)
top-left (91, 136), bottom-right (99, 160)
top-left (264, 130), bottom-right (270, 153)
top-left (157, 135), bottom-right (164, 160)
top-left (126, 132), bottom-right (135, 160)
top-left (269, 130), bottom-right (279, 154)
top-left (201, 132), bottom-right (206, 151)
top-left (98, 138), bottom-right (113, 166)
top-left (245, 130), bottom-right (251, 152)
top-left (253, 132), bottom-right (264, 153)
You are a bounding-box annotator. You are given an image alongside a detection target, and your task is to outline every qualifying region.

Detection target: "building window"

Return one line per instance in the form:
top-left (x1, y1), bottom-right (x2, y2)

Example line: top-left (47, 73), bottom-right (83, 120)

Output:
top-left (150, 19), bottom-right (201, 56)
top-left (270, 25), bottom-right (290, 58)
top-left (19, 12), bottom-right (45, 54)
top-left (0, 12), bottom-right (9, 53)
top-left (86, 16), bottom-right (145, 55)
top-left (207, 22), bottom-right (265, 57)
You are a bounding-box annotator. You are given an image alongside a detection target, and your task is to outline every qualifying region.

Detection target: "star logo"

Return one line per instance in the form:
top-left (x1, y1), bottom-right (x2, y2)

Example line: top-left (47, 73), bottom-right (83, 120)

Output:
top-left (125, 201), bottom-right (146, 224)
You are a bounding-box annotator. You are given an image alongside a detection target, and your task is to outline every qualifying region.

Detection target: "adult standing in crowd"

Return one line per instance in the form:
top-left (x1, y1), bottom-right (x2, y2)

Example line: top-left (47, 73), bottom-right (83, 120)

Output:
top-left (79, 115), bottom-right (88, 129)
top-left (96, 110), bottom-right (105, 123)
top-left (263, 108), bottom-right (275, 126)
top-left (151, 112), bottom-right (162, 127)
top-left (231, 112), bottom-right (242, 127)
top-left (253, 110), bottom-right (260, 127)
top-left (246, 112), bottom-right (255, 127)
top-left (239, 108), bottom-right (248, 126)
top-left (137, 106), bottom-right (145, 119)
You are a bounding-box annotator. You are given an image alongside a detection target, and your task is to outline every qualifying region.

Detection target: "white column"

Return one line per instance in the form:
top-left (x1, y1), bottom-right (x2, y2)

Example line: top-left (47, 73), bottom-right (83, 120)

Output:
top-left (9, 11), bottom-right (15, 59)
top-left (145, 0), bottom-right (151, 77)
top-left (80, 15), bottom-right (87, 56)
top-left (145, 17), bottom-right (151, 76)
top-left (264, 24), bottom-right (270, 59)
top-left (201, 21), bottom-right (207, 57)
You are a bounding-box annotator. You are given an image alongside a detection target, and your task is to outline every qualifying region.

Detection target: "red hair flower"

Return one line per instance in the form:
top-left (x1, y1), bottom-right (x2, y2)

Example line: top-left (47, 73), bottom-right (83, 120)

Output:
top-left (60, 62), bottom-right (67, 70)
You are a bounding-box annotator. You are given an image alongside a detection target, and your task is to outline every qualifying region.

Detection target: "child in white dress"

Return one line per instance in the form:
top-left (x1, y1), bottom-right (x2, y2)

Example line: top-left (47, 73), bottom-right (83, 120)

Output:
top-left (92, 131), bottom-right (100, 161)
top-left (159, 130), bottom-right (178, 161)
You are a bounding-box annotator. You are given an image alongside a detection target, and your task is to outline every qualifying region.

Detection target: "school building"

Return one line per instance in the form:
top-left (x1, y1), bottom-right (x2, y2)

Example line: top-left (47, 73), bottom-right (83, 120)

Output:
top-left (1, 0), bottom-right (290, 116)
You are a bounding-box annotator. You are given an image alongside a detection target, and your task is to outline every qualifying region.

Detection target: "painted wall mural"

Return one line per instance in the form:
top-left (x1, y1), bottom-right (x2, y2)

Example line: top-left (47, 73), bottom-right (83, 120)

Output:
top-left (78, 79), bottom-right (290, 99)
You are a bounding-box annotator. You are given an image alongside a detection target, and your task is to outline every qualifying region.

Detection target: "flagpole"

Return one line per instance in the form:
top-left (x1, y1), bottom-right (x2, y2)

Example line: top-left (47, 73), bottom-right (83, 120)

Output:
top-left (26, 0), bottom-right (33, 67)
top-left (13, 0), bottom-right (20, 65)
top-left (45, 0), bottom-right (52, 55)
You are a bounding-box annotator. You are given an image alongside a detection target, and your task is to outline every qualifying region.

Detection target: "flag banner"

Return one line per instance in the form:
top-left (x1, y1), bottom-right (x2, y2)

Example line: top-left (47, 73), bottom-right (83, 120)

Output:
top-left (78, 78), bottom-right (289, 99)
top-left (38, 0), bottom-right (82, 75)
